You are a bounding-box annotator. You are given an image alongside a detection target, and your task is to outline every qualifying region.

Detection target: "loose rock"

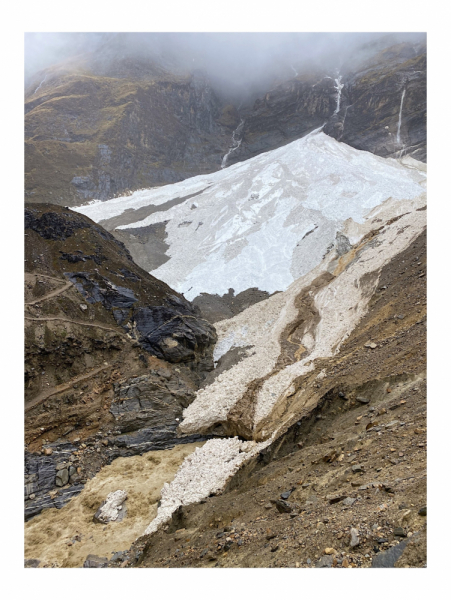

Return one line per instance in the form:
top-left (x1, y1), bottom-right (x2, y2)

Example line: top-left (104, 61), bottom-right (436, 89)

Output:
top-left (350, 528), bottom-right (360, 547)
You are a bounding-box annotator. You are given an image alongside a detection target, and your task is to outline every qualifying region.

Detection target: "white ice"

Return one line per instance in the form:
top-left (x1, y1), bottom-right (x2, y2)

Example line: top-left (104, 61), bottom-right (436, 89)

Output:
top-left (74, 131), bottom-right (425, 301)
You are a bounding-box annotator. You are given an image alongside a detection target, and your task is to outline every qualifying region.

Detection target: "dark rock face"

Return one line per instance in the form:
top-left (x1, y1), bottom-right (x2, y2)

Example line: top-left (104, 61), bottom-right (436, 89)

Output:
top-left (25, 205), bottom-right (134, 262)
top-left (25, 204), bottom-right (218, 520)
top-left (25, 208), bottom-right (89, 240)
top-left (111, 222), bottom-right (171, 274)
top-left (193, 287), bottom-right (274, 324)
top-left (24, 442), bottom-right (83, 520)
top-left (110, 372), bottom-right (195, 432)
top-left (26, 205), bottom-right (217, 379)
top-left (106, 370), bottom-right (213, 457)
top-left (24, 367), bottom-right (212, 519)
top-left (65, 272), bottom-right (138, 309)
top-left (231, 42), bottom-right (426, 166)
top-left (108, 427), bottom-right (211, 458)
top-left (64, 270), bottom-right (217, 371)
top-left (235, 77), bottom-right (336, 164)
top-left (134, 304), bottom-right (216, 365)
top-left (327, 48), bottom-right (426, 161)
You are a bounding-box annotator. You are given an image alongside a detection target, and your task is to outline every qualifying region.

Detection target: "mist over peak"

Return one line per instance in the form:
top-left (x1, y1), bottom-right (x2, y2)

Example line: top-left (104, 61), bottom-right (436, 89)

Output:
top-left (25, 32), bottom-right (426, 102)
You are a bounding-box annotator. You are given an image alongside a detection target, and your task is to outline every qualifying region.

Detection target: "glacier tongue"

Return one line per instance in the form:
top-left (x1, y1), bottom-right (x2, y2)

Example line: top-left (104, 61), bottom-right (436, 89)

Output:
top-left (74, 131), bottom-right (426, 301)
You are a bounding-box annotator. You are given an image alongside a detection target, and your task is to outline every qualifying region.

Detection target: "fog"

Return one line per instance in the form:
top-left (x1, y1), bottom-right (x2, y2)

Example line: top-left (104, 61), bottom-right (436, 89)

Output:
top-left (25, 32), bottom-right (426, 100)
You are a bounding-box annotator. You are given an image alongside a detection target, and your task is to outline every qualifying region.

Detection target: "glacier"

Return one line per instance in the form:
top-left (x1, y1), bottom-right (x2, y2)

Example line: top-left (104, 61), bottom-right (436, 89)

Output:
top-left (74, 130), bottom-right (426, 301)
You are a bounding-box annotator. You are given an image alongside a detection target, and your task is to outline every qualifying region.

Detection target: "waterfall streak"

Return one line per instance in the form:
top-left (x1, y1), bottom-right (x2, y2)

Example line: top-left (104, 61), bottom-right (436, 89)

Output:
top-left (333, 76), bottom-right (344, 114)
top-left (396, 89), bottom-right (406, 145)
top-left (339, 103), bottom-right (354, 140)
top-left (221, 119), bottom-right (245, 169)
top-left (34, 75), bottom-right (47, 94)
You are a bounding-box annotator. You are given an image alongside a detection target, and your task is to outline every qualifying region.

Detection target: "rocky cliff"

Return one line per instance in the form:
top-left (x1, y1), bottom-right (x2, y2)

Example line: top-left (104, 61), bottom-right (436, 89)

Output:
top-left (25, 66), bottom-right (238, 206)
top-left (231, 42), bottom-right (426, 166)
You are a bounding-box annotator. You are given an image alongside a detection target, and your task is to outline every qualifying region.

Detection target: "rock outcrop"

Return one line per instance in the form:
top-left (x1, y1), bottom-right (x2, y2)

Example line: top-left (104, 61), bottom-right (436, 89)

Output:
top-left (25, 442), bottom-right (84, 520)
top-left (25, 66), bottom-right (237, 206)
top-left (230, 42), bottom-right (426, 165)
top-left (25, 204), bottom-right (216, 383)
top-left (25, 204), bottom-right (217, 518)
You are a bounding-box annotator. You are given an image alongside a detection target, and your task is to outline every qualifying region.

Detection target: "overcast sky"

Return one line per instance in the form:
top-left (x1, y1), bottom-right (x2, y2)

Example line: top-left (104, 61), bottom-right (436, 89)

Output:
top-left (24, 32), bottom-right (426, 99)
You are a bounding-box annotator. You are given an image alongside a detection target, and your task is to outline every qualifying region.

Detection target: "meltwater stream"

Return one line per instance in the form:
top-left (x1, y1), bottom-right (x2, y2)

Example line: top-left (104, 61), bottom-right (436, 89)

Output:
top-left (333, 75), bottom-right (344, 114)
top-left (34, 75), bottom-right (47, 95)
top-left (221, 119), bottom-right (245, 168)
top-left (396, 89), bottom-right (406, 145)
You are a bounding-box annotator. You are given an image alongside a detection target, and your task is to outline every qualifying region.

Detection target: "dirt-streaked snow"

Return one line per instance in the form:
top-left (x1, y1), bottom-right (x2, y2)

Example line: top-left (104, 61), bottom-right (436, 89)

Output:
top-left (143, 437), bottom-right (271, 536)
top-left (179, 191), bottom-right (426, 437)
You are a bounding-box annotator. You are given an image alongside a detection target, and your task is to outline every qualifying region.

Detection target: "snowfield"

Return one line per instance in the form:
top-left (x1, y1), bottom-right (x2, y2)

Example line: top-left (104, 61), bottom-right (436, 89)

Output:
top-left (74, 130), bottom-right (426, 300)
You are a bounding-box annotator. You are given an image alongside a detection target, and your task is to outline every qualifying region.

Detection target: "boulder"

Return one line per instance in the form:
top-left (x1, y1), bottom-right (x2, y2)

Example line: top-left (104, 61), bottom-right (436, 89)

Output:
top-left (93, 490), bottom-right (128, 524)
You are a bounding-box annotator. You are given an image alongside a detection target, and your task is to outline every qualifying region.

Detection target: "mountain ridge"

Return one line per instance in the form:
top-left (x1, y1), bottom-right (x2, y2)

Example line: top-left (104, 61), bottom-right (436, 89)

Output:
top-left (25, 40), bottom-right (426, 206)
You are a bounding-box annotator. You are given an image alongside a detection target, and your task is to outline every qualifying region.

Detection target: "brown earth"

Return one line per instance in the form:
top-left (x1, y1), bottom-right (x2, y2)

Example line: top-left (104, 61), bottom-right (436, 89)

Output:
top-left (130, 375), bottom-right (426, 569)
top-left (120, 227), bottom-right (426, 568)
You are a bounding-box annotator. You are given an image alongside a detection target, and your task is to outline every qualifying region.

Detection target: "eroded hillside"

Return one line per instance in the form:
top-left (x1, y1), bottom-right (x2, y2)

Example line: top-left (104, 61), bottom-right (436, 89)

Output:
top-left (24, 204), bottom-right (216, 521)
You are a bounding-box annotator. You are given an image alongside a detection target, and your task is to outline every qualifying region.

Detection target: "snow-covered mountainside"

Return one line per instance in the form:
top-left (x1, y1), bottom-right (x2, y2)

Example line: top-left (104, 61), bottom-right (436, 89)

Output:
top-left (74, 130), bottom-right (425, 301)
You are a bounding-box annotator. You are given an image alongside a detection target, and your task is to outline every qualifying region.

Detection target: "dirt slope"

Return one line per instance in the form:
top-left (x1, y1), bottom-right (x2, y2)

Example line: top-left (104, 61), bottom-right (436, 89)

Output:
top-left (123, 226), bottom-right (426, 568)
